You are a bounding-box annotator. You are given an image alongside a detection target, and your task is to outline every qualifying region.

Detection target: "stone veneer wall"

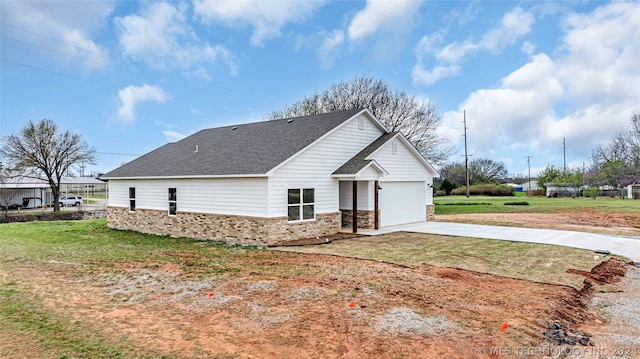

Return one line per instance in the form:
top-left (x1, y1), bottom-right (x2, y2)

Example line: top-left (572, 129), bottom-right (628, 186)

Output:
top-left (340, 209), bottom-right (376, 229)
top-left (426, 204), bottom-right (435, 221)
top-left (107, 207), bottom-right (341, 246)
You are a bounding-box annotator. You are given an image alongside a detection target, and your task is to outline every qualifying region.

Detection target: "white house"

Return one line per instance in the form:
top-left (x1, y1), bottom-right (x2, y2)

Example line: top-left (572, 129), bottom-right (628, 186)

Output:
top-left (102, 109), bottom-right (439, 245)
top-left (628, 184), bottom-right (640, 199)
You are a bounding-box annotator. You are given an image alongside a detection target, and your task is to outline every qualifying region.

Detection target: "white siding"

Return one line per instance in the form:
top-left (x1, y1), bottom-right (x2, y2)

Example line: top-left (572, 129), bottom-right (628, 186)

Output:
top-left (358, 165), bottom-right (382, 180)
top-left (371, 140), bottom-right (433, 182)
top-left (108, 177), bottom-right (268, 216)
top-left (370, 139), bottom-right (436, 206)
top-left (268, 115), bottom-right (384, 216)
top-left (338, 181), bottom-right (373, 210)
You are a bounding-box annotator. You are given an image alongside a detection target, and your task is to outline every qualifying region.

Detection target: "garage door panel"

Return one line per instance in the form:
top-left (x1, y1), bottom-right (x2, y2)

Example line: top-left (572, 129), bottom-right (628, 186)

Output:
top-left (379, 181), bottom-right (425, 227)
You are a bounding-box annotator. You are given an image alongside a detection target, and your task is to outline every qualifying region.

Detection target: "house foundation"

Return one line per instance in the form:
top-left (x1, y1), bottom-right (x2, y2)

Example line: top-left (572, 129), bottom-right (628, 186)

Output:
top-left (107, 207), bottom-right (341, 246)
top-left (426, 204), bottom-right (435, 221)
top-left (340, 209), bottom-right (376, 229)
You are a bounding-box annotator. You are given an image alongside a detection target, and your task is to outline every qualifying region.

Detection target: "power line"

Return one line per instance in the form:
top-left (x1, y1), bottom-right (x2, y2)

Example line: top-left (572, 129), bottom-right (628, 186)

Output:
top-left (1, 22), bottom-right (98, 53)
top-left (1, 34), bottom-right (127, 73)
top-left (1, 58), bottom-right (118, 89)
top-left (1, 22), bottom-right (277, 109)
top-left (96, 152), bottom-right (141, 157)
top-left (462, 110), bottom-right (472, 198)
top-left (563, 137), bottom-right (567, 173)
top-left (525, 156), bottom-right (532, 191)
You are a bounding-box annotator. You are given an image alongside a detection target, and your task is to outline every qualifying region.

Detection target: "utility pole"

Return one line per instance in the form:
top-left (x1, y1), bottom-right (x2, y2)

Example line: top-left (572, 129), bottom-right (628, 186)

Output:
top-left (525, 156), bottom-right (532, 192)
top-left (463, 110), bottom-right (470, 198)
top-left (563, 137), bottom-right (567, 174)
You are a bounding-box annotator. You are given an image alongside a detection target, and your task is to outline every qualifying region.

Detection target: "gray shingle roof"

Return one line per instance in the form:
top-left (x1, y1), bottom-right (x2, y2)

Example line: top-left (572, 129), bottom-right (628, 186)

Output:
top-left (332, 132), bottom-right (397, 175)
top-left (103, 109), bottom-right (364, 178)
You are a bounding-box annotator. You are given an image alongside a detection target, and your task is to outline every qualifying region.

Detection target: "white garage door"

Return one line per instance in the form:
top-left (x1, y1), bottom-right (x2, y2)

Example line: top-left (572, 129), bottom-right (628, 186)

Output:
top-left (379, 181), bottom-right (426, 227)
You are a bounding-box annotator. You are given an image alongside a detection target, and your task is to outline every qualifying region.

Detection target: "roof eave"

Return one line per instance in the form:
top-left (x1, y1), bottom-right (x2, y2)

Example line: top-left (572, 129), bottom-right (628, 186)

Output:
top-left (267, 109), bottom-right (386, 175)
top-left (331, 160), bottom-right (389, 178)
top-left (366, 133), bottom-right (440, 177)
top-left (102, 173), bottom-right (269, 180)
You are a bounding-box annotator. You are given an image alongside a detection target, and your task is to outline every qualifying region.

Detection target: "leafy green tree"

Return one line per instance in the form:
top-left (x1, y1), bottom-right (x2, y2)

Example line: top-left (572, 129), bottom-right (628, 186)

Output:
top-left (439, 178), bottom-right (457, 195)
top-left (536, 166), bottom-right (561, 190)
top-left (600, 160), bottom-right (633, 189)
top-left (537, 165), bottom-right (584, 190)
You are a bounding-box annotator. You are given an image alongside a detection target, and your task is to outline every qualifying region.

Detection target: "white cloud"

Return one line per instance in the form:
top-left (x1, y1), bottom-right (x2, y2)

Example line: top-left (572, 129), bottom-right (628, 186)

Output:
top-left (348, 0), bottom-right (423, 40)
top-left (439, 2), bottom-right (640, 162)
top-left (117, 85), bottom-right (171, 124)
top-left (116, 2), bottom-right (236, 79)
top-left (556, 1), bottom-right (640, 108)
top-left (163, 130), bottom-right (186, 142)
top-left (411, 64), bottom-right (460, 85)
top-left (414, 6), bottom-right (535, 84)
top-left (348, 0), bottom-right (424, 63)
top-left (317, 30), bottom-right (345, 69)
top-left (521, 41), bottom-right (536, 56)
top-left (1, 0), bottom-right (113, 69)
top-left (193, 0), bottom-right (325, 46)
top-left (439, 53), bottom-right (563, 150)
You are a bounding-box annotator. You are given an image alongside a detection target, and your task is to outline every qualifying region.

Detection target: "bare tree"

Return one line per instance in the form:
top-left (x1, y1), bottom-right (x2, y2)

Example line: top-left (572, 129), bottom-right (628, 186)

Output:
top-left (267, 76), bottom-right (452, 165)
top-left (592, 113), bottom-right (640, 186)
top-left (441, 158), bottom-right (508, 185)
top-left (594, 113), bottom-right (640, 166)
top-left (0, 119), bottom-right (96, 211)
top-left (468, 158), bottom-right (508, 184)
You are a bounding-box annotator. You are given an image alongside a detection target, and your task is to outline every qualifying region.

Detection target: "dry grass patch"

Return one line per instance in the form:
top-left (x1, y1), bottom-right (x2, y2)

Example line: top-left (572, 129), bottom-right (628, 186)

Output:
top-left (272, 232), bottom-right (603, 289)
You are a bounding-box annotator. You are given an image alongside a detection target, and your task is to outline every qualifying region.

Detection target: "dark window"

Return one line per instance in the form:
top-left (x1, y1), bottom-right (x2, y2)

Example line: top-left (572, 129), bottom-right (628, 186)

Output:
top-left (128, 187), bottom-right (136, 212)
top-left (287, 188), bottom-right (314, 221)
top-left (168, 188), bottom-right (177, 215)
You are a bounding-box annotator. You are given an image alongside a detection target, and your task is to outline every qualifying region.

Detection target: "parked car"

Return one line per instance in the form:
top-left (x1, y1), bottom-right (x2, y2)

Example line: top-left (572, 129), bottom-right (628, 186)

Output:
top-left (58, 196), bottom-right (83, 207)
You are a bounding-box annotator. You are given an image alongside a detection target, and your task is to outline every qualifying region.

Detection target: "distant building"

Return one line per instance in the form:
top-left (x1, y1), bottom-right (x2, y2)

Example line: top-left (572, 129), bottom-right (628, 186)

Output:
top-left (545, 183), bottom-right (582, 197)
top-left (520, 180), bottom-right (540, 191)
top-left (0, 177), bottom-right (106, 208)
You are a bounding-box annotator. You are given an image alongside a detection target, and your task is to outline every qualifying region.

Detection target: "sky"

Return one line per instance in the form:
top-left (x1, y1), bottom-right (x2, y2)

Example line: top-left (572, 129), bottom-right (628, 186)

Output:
top-left (1, 0), bottom-right (639, 179)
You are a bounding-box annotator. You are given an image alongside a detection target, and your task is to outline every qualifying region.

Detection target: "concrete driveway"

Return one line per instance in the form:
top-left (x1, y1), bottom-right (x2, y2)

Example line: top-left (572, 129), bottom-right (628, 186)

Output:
top-left (367, 221), bottom-right (640, 264)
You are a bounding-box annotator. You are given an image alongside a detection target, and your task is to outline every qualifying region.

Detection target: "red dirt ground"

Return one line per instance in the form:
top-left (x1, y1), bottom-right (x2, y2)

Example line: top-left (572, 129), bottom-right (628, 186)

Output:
top-left (3, 248), bottom-right (632, 358)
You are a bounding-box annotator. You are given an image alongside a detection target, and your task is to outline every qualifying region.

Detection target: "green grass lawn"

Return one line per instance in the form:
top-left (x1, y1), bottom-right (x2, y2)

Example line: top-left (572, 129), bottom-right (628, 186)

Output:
top-left (0, 219), bottom-right (260, 270)
top-left (434, 195), bottom-right (640, 215)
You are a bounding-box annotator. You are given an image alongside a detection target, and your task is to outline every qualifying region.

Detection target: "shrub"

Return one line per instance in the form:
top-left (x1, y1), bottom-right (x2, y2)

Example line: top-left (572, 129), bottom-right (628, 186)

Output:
top-left (451, 184), bottom-right (515, 196)
top-left (438, 178), bottom-right (457, 195)
top-left (434, 190), bottom-right (446, 196)
top-left (504, 201), bottom-right (529, 206)
top-left (584, 187), bottom-right (600, 199)
top-left (436, 202), bottom-right (492, 206)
